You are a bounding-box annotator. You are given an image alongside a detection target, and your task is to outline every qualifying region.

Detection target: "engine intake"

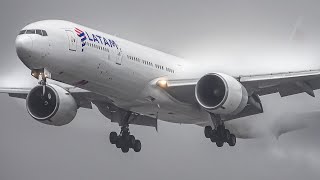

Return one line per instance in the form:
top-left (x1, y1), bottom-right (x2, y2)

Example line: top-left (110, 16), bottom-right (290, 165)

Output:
top-left (26, 84), bottom-right (78, 126)
top-left (195, 73), bottom-right (248, 115)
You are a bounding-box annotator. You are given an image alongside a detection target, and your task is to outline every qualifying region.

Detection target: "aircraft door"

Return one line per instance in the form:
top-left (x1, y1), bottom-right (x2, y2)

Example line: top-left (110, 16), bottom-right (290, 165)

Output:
top-left (108, 48), bottom-right (123, 65)
top-left (65, 30), bottom-right (77, 51)
top-left (116, 49), bottom-right (123, 65)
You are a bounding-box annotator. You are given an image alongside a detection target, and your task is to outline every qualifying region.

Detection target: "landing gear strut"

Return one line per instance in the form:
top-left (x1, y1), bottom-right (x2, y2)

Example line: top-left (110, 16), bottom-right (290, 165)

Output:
top-left (32, 69), bottom-right (48, 96)
top-left (204, 114), bottom-right (236, 147)
top-left (109, 112), bottom-right (142, 153)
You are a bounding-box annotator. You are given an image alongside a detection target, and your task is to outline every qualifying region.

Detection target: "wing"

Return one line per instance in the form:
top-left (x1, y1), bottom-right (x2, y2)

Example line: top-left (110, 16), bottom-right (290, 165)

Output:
top-left (156, 69), bottom-right (320, 120)
top-left (239, 69), bottom-right (320, 97)
top-left (161, 69), bottom-right (320, 102)
top-left (0, 80), bottom-right (157, 129)
top-left (0, 82), bottom-right (95, 109)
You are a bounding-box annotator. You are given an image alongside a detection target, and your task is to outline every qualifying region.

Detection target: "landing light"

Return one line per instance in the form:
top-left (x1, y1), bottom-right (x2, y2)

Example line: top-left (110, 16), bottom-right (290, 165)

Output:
top-left (157, 80), bottom-right (168, 88)
top-left (31, 71), bottom-right (39, 78)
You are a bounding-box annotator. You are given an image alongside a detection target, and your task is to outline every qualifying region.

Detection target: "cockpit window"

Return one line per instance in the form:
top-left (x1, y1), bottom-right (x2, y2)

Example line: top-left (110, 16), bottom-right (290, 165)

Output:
top-left (19, 30), bottom-right (26, 35)
top-left (42, 30), bottom-right (48, 36)
top-left (36, 29), bottom-right (42, 35)
top-left (27, 29), bottom-right (36, 34)
top-left (19, 29), bottom-right (48, 36)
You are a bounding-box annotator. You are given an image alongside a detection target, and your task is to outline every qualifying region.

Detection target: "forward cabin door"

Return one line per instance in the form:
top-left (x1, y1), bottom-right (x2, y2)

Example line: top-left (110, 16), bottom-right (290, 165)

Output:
top-left (65, 30), bottom-right (77, 51)
top-left (115, 49), bottom-right (123, 65)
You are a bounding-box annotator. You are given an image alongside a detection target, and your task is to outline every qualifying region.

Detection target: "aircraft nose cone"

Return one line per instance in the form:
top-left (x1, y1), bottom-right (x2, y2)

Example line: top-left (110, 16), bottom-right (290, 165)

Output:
top-left (16, 35), bottom-right (33, 59)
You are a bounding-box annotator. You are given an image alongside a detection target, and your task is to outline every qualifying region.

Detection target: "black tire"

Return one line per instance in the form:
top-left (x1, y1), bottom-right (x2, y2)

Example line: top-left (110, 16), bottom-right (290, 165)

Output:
top-left (217, 125), bottom-right (225, 137)
top-left (128, 135), bottom-right (135, 148)
top-left (116, 139), bottom-right (121, 148)
top-left (224, 129), bottom-right (231, 142)
top-left (212, 129), bottom-right (217, 136)
top-left (210, 135), bottom-right (217, 142)
top-left (228, 134), bottom-right (236, 146)
top-left (109, 132), bottom-right (118, 144)
top-left (204, 126), bottom-right (213, 138)
top-left (121, 146), bottom-right (129, 153)
top-left (133, 140), bottom-right (141, 152)
top-left (216, 140), bottom-right (224, 147)
top-left (116, 137), bottom-right (124, 148)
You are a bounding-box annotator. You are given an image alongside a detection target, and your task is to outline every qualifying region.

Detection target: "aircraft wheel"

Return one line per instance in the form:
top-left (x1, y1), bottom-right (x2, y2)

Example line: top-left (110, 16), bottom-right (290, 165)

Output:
top-left (116, 137), bottom-right (123, 148)
top-left (133, 140), bottom-right (141, 152)
top-left (216, 140), bottom-right (224, 147)
top-left (121, 146), bottom-right (130, 153)
top-left (210, 130), bottom-right (218, 142)
top-left (128, 135), bottom-right (135, 148)
top-left (228, 134), bottom-right (236, 146)
top-left (109, 132), bottom-right (118, 144)
top-left (210, 136), bottom-right (217, 142)
top-left (224, 129), bottom-right (231, 142)
top-left (204, 126), bottom-right (213, 138)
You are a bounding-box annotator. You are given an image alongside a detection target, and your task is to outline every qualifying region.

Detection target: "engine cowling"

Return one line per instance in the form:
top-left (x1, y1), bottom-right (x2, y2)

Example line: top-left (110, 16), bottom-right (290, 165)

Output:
top-left (26, 84), bottom-right (78, 126)
top-left (195, 73), bottom-right (248, 115)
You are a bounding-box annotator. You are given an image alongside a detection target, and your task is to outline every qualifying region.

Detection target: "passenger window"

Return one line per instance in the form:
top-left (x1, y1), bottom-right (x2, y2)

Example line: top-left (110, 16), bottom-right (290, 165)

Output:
top-left (42, 30), bottom-right (48, 36)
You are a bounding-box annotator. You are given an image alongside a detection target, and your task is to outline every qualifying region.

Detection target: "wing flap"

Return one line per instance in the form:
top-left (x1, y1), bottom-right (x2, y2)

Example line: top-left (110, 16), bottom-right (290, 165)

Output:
top-left (240, 69), bottom-right (320, 97)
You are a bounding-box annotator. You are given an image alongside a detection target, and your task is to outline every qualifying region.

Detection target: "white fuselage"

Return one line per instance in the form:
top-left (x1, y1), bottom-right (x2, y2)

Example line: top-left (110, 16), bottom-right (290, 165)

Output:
top-left (15, 20), bottom-right (320, 126)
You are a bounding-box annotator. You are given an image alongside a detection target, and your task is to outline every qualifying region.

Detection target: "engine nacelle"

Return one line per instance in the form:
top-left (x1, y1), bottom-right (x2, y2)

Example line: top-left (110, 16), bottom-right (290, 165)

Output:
top-left (26, 84), bottom-right (78, 126)
top-left (195, 73), bottom-right (248, 115)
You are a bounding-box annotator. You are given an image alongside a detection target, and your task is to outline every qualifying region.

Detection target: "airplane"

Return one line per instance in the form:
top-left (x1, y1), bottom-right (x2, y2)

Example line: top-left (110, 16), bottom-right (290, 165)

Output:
top-left (1, 20), bottom-right (319, 153)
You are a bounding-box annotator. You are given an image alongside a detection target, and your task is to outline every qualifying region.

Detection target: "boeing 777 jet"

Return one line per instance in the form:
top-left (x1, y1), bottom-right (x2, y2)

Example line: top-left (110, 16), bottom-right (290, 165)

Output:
top-left (1, 20), bottom-right (319, 153)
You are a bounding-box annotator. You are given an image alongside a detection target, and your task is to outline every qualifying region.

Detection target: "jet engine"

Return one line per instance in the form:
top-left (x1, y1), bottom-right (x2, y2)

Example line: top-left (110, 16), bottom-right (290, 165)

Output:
top-left (195, 73), bottom-right (248, 115)
top-left (26, 84), bottom-right (78, 126)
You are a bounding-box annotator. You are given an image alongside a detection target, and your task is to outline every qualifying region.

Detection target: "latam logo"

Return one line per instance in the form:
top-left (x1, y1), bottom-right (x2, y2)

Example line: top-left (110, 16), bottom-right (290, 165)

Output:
top-left (74, 27), bottom-right (119, 52)
top-left (75, 28), bottom-right (86, 52)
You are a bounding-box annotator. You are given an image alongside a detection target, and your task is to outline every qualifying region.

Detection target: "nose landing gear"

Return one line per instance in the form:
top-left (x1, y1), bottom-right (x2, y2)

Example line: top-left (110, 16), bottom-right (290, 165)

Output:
top-left (31, 69), bottom-right (49, 96)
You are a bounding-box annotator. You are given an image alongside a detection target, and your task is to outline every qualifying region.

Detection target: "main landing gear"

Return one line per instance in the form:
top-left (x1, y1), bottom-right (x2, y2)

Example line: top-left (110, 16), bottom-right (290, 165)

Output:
top-left (109, 126), bottom-right (141, 153)
top-left (205, 114), bottom-right (236, 147)
top-left (109, 112), bottom-right (142, 153)
top-left (204, 125), bottom-right (236, 147)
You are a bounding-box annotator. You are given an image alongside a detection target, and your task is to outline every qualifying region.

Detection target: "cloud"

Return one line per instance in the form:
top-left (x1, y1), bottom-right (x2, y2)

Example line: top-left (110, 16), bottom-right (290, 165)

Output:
top-left (270, 143), bottom-right (320, 170)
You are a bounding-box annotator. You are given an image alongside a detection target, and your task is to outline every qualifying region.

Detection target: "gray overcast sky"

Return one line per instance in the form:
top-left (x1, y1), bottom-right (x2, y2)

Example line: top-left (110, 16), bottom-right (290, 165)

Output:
top-left (1, 0), bottom-right (320, 179)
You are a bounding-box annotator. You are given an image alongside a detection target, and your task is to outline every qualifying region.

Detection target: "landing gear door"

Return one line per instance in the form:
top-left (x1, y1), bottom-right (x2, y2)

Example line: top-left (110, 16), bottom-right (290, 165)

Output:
top-left (65, 30), bottom-right (77, 51)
